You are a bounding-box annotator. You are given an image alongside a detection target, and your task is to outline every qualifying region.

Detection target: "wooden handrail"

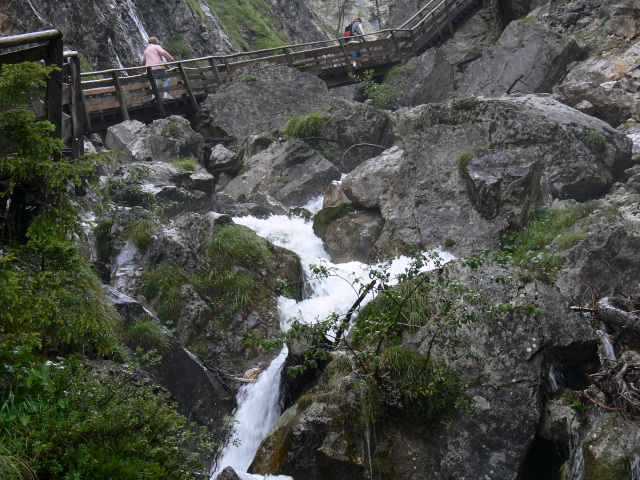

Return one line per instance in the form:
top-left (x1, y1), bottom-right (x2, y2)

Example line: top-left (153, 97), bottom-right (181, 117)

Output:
top-left (0, 29), bottom-right (61, 48)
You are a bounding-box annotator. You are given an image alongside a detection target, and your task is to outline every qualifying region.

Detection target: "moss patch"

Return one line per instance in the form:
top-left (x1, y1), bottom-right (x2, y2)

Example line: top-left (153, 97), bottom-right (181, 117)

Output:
top-left (312, 203), bottom-right (356, 238)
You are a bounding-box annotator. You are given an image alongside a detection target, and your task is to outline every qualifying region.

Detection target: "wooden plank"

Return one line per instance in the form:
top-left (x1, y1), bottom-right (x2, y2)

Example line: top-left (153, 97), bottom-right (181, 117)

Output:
top-left (111, 71), bottom-right (129, 121)
top-left (0, 45), bottom-right (49, 65)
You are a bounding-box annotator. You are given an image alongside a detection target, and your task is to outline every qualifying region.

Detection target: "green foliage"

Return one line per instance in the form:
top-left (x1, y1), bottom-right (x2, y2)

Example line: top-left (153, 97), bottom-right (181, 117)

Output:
top-left (172, 156), bottom-right (197, 171)
top-left (518, 16), bottom-right (534, 23)
top-left (94, 218), bottom-right (114, 263)
top-left (242, 74), bottom-right (258, 81)
top-left (496, 202), bottom-right (599, 280)
top-left (167, 121), bottom-right (181, 139)
top-left (207, 224), bottom-right (274, 271)
top-left (185, 0), bottom-right (206, 21)
top-left (555, 232), bottom-right (588, 250)
top-left (619, 119), bottom-right (637, 131)
top-left (350, 69), bottom-right (402, 109)
top-left (0, 242), bottom-right (119, 355)
top-left (0, 352), bottom-right (219, 479)
top-left (143, 265), bottom-right (188, 332)
top-left (276, 277), bottom-right (297, 298)
top-left (582, 129), bottom-right (606, 152)
top-left (444, 237), bottom-right (456, 248)
top-left (207, 0), bottom-right (289, 51)
top-left (281, 112), bottom-right (325, 138)
top-left (456, 149), bottom-right (473, 173)
top-left (312, 202), bottom-right (355, 238)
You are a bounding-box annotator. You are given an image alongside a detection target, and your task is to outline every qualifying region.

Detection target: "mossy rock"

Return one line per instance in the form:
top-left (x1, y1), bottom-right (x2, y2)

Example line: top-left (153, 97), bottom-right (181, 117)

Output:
top-left (312, 202), bottom-right (356, 238)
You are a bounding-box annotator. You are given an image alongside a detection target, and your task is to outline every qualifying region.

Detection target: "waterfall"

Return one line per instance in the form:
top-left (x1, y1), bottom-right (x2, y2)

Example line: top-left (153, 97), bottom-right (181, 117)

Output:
top-left (596, 330), bottom-right (617, 367)
top-left (546, 362), bottom-right (566, 394)
top-left (212, 202), bottom-right (454, 479)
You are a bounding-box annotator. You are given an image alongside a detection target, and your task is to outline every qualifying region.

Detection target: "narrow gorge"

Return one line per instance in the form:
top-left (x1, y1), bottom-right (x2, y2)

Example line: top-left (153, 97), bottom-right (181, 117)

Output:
top-left (2, 1), bottom-right (640, 479)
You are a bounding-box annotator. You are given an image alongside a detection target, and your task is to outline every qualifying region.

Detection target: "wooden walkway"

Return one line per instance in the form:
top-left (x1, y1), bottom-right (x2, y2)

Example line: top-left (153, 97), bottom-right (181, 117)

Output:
top-left (0, 0), bottom-right (483, 157)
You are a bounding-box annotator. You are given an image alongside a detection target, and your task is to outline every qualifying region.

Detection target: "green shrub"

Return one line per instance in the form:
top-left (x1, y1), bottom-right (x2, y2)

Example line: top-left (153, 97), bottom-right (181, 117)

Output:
top-left (207, 0), bottom-right (289, 51)
top-left (242, 74), bottom-right (258, 81)
top-left (127, 218), bottom-right (159, 250)
top-left (94, 219), bottom-right (113, 263)
top-left (123, 317), bottom-right (169, 350)
top-left (444, 237), bottom-right (456, 248)
top-left (165, 35), bottom-right (191, 59)
top-left (351, 69), bottom-right (402, 109)
top-left (167, 118), bottom-right (181, 138)
top-left (456, 149), bottom-right (473, 173)
top-left (518, 16), bottom-right (534, 24)
top-left (383, 62), bottom-right (417, 82)
top-left (555, 232), bottom-right (588, 250)
top-left (143, 265), bottom-right (188, 332)
top-left (281, 112), bottom-right (325, 138)
top-left (0, 353), bottom-right (218, 479)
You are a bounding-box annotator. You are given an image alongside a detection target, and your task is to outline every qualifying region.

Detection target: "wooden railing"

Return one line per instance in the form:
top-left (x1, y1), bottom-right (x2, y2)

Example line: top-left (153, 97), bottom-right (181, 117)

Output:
top-left (0, 0), bottom-right (483, 143)
top-left (0, 29), bottom-right (85, 158)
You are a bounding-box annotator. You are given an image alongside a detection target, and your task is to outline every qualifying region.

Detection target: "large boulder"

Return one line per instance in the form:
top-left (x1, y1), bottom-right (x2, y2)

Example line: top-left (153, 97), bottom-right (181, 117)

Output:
top-left (385, 49), bottom-right (455, 109)
top-left (362, 95), bottom-right (632, 257)
top-left (222, 139), bottom-right (341, 207)
top-left (250, 262), bottom-right (596, 479)
top-left (199, 63), bottom-right (391, 172)
top-left (455, 19), bottom-right (582, 98)
top-left (104, 116), bottom-right (205, 167)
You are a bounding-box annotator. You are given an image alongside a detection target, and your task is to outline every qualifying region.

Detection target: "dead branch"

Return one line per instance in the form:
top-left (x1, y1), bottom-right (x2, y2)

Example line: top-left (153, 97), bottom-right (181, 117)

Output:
top-left (341, 143), bottom-right (387, 170)
top-left (596, 296), bottom-right (640, 334)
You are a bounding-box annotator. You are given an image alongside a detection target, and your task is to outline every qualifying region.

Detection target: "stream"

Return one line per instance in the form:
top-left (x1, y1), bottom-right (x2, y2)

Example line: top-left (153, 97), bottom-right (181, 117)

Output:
top-left (211, 198), bottom-right (453, 479)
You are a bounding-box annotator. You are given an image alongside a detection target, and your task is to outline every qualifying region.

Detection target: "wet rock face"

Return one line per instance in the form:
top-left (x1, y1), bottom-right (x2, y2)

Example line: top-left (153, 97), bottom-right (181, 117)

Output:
top-left (362, 95), bottom-right (633, 257)
top-left (2, 0), bottom-right (235, 70)
top-left (222, 139), bottom-right (341, 207)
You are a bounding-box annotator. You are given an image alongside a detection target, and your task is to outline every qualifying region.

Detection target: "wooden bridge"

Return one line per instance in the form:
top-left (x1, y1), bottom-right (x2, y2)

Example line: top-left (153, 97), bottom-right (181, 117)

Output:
top-left (0, 0), bottom-right (483, 158)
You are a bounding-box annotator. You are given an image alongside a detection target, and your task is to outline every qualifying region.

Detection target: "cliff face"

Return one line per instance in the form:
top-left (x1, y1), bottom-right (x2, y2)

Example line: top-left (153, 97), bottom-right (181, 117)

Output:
top-left (0, 0), bottom-right (331, 71)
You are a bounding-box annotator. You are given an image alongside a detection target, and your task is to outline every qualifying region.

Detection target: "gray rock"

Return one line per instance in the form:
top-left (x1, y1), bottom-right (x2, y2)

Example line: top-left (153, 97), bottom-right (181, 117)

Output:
top-left (322, 182), bottom-right (351, 209)
top-left (320, 209), bottom-right (385, 263)
top-left (456, 20), bottom-right (582, 98)
top-left (214, 467), bottom-right (242, 480)
top-left (208, 144), bottom-right (239, 173)
top-left (342, 146), bottom-right (404, 209)
top-left (222, 139), bottom-right (341, 207)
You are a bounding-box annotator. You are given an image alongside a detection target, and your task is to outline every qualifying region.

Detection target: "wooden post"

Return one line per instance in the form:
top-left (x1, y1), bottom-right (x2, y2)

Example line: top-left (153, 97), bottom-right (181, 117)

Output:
top-left (178, 62), bottom-right (198, 110)
top-left (68, 54), bottom-right (85, 158)
top-left (47, 33), bottom-right (64, 141)
top-left (146, 66), bottom-right (166, 117)
top-left (284, 47), bottom-right (294, 67)
top-left (209, 57), bottom-right (222, 85)
top-left (390, 31), bottom-right (404, 62)
top-left (338, 38), bottom-right (354, 75)
top-left (111, 71), bottom-right (130, 121)
top-left (222, 56), bottom-right (232, 76)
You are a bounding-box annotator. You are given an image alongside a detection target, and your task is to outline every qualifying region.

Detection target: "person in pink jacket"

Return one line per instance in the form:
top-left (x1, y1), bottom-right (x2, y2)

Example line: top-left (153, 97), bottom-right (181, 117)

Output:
top-left (141, 37), bottom-right (174, 95)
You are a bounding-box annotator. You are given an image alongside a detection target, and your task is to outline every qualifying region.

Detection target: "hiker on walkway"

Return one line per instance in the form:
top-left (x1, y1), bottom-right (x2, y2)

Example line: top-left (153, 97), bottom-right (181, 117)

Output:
top-left (141, 37), bottom-right (174, 96)
top-left (346, 17), bottom-right (366, 67)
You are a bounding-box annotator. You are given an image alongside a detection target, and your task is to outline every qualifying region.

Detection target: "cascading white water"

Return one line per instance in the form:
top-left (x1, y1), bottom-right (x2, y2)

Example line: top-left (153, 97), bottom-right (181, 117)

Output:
top-left (212, 200), bottom-right (453, 479)
top-left (211, 347), bottom-right (292, 480)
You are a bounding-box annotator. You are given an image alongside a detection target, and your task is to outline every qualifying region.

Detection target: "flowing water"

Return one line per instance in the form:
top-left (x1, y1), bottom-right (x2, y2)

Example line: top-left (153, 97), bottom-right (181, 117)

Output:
top-left (211, 201), bottom-right (453, 479)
